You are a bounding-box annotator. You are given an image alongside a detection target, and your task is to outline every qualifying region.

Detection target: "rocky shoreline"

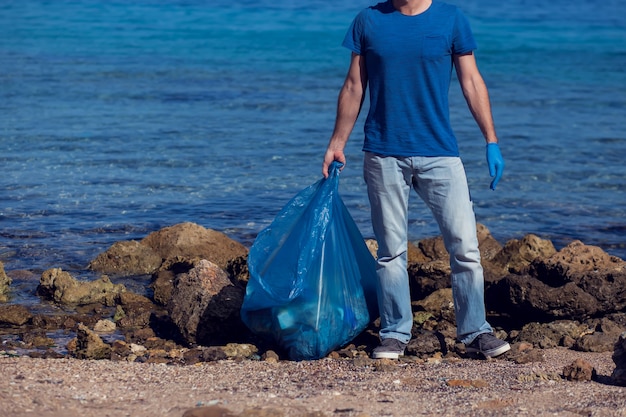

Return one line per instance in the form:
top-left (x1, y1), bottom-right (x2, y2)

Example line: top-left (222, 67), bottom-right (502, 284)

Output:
top-left (1, 221), bottom-right (626, 415)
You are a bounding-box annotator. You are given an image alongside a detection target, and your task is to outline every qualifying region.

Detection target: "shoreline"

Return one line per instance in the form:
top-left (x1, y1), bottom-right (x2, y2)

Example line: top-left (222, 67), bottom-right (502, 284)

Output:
top-left (1, 348), bottom-right (624, 417)
top-left (2, 222), bottom-right (626, 417)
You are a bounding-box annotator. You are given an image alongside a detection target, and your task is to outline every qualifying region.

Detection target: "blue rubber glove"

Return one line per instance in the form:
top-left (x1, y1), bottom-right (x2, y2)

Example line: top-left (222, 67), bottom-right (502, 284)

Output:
top-left (486, 143), bottom-right (504, 191)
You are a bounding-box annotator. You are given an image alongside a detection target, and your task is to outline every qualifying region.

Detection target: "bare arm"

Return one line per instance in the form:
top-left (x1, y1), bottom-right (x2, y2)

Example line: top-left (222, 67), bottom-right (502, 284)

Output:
top-left (322, 52), bottom-right (368, 178)
top-left (455, 52), bottom-right (505, 190)
top-left (454, 52), bottom-right (498, 144)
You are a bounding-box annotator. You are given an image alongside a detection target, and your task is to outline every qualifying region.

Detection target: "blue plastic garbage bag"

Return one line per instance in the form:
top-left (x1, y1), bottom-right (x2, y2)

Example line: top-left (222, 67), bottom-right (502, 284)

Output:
top-left (240, 162), bottom-right (378, 361)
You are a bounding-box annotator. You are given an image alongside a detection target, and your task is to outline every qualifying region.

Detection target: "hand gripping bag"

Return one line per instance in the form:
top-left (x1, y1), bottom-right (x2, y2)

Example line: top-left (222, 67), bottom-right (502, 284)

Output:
top-left (240, 162), bottom-right (378, 360)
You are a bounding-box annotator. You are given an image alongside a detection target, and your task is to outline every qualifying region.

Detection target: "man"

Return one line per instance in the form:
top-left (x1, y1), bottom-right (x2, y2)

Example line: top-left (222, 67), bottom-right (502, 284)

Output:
top-left (322, 0), bottom-right (510, 359)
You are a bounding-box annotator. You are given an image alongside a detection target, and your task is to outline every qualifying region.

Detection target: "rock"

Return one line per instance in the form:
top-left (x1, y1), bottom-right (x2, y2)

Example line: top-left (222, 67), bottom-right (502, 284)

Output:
top-left (181, 348), bottom-right (203, 364)
top-left (446, 379), bottom-right (489, 388)
top-left (513, 321), bottom-right (590, 349)
top-left (124, 327), bottom-right (156, 344)
top-left (75, 323), bottom-right (111, 360)
top-left (200, 346), bottom-right (228, 362)
top-left (405, 234), bottom-right (451, 298)
top-left (111, 340), bottom-right (133, 361)
top-left (563, 358), bottom-right (596, 381)
top-left (141, 222), bottom-right (248, 271)
top-left (87, 222), bottom-right (248, 279)
top-left (476, 223), bottom-right (503, 261)
top-left (225, 254), bottom-right (250, 286)
top-left (37, 269), bottom-right (126, 306)
top-left (606, 312), bottom-right (626, 329)
top-left (612, 332), bottom-right (626, 386)
top-left (0, 261), bottom-right (11, 302)
top-left (93, 319), bottom-right (116, 333)
top-left (529, 241), bottom-right (626, 312)
top-left (485, 275), bottom-right (598, 323)
top-left (30, 313), bottom-right (95, 332)
top-left (407, 259), bottom-right (451, 299)
top-left (143, 336), bottom-right (178, 351)
top-left (153, 253), bottom-right (249, 307)
top-left (117, 291), bottom-right (152, 305)
top-left (406, 330), bottom-right (445, 358)
top-left (129, 343), bottom-right (148, 355)
top-left (334, 343), bottom-right (362, 359)
top-left (407, 224), bottom-right (504, 298)
top-left (262, 350), bottom-right (280, 363)
top-left (487, 242), bottom-right (626, 324)
top-left (418, 235), bottom-right (449, 261)
top-left (532, 240), bottom-right (625, 284)
top-left (222, 343), bottom-right (259, 360)
top-left (373, 358), bottom-right (398, 372)
top-left (491, 234), bottom-right (556, 274)
top-left (414, 288), bottom-right (455, 323)
top-left (88, 240), bottom-right (162, 275)
top-left (0, 304), bottom-right (32, 326)
top-left (28, 349), bottom-right (65, 359)
top-left (574, 318), bottom-right (625, 353)
top-left (506, 342), bottom-right (545, 364)
top-left (167, 259), bottom-right (246, 346)
top-left (21, 330), bottom-right (54, 348)
top-left (151, 268), bottom-right (175, 306)
top-left (365, 239), bottom-right (379, 259)
top-left (150, 258), bottom-right (197, 307)
top-left (115, 292), bottom-right (161, 329)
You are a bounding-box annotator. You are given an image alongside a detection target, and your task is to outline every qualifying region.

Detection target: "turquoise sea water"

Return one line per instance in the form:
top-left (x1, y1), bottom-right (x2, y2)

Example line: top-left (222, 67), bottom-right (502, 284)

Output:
top-left (1, 0), bottom-right (625, 287)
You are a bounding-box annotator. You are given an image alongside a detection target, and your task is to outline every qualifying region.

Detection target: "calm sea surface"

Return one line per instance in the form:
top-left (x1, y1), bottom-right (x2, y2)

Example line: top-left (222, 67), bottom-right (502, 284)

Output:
top-left (1, 1), bottom-right (625, 304)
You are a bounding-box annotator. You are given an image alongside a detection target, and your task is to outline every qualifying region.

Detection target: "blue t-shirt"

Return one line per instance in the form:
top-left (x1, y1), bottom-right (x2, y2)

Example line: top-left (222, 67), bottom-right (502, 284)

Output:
top-left (343, 0), bottom-right (477, 157)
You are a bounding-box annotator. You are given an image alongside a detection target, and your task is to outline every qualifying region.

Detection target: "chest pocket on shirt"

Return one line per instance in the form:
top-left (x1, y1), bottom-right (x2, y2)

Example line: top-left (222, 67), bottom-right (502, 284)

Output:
top-left (421, 35), bottom-right (450, 61)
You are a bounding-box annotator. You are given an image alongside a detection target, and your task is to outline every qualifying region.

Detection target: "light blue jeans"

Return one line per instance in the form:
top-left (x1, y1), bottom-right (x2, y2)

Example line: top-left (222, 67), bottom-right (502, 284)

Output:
top-left (363, 152), bottom-right (493, 345)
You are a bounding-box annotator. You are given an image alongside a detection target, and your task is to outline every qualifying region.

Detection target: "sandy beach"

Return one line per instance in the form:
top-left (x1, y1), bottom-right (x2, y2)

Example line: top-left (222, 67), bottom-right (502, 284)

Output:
top-left (1, 348), bottom-right (624, 417)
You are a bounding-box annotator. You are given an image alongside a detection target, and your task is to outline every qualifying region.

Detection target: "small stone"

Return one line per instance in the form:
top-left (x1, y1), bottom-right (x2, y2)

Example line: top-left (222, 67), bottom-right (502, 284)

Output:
top-left (563, 358), bottom-right (596, 381)
top-left (262, 350), bottom-right (280, 363)
top-left (446, 379), bottom-right (489, 388)
top-left (374, 358), bottom-right (398, 372)
top-left (94, 319), bottom-right (116, 332)
top-left (75, 323), bottom-right (111, 360)
top-left (0, 305), bottom-right (32, 326)
top-left (130, 343), bottom-right (147, 354)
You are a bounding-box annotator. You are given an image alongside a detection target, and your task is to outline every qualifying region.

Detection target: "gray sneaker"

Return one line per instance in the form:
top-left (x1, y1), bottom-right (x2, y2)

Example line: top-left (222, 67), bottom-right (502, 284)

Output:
top-left (372, 338), bottom-right (407, 359)
top-left (466, 333), bottom-right (511, 358)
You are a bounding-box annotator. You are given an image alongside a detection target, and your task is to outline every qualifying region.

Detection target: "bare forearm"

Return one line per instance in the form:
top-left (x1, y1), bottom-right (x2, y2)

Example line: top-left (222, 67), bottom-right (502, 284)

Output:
top-left (462, 76), bottom-right (498, 144)
top-left (322, 52), bottom-right (366, 177)
top-left (328, 85), bottom-right (364, 150)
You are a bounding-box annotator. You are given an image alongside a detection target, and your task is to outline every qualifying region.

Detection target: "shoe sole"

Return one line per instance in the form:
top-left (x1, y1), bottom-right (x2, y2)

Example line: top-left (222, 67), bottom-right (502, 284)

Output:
top-left (467, 342), bottom-right (511, 358)
top-left (372, 351), bottom-right (404, 360)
